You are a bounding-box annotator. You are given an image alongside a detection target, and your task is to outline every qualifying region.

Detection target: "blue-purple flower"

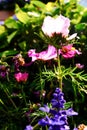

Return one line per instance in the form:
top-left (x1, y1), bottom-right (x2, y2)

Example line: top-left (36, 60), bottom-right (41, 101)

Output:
top-left (24, 125), bottom-right (33, 130)
top-left (38, 88), bottom-right (78, 130)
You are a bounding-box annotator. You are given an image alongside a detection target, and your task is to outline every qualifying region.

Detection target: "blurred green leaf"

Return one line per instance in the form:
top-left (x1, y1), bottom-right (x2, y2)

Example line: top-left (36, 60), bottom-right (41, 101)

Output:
top-left (64, 101), bottom-right (73, 109)
top-left (7, 31), bottom-right (17, 43)
top-left (0, 50), bottom-right (18, 58)
top-left (81, 10), bottom-right (87, 22)
top-left (0, 99), bottom-right (4, 105)
top-left (75, 23), bottom-right (87, 30)
top-left (5, 18), bottom-right (19, 29)
top-left (18, 41), bottom-right (26, 50)
top-left (31, 0), bottom-right (46, 9)
top-left (15, 5), bottom-right (30, 24)
top-left (0, 26), bottom-right (6, 35)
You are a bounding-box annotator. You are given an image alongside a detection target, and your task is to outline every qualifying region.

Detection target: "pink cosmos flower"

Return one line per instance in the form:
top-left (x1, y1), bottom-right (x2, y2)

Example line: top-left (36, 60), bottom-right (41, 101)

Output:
top-left (28, 45), bottom-right (57, 61)
top-left (42, 15), bottom-right (70, 37)
top-left (66, 33), bottom-right (77, 40)
top-left (59, 44), bottom-right (81, 59)
top-left (76, 63), bottom-right (84, 69)
top-left (14, 72), bottom-right (29, 82)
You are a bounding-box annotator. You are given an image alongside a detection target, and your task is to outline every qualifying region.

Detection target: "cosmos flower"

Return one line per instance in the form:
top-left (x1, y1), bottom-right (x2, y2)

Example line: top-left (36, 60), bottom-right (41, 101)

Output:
top-left (28, 45), bottom-right (57, 62)
top-left (76, 63), bottom-right (84, 69)
top-left (59, 44), bottom-right (81, 58)
top-left (42, 15), bottom-right (70, 37)
top-left (14, 72), bottom-right (29, 82)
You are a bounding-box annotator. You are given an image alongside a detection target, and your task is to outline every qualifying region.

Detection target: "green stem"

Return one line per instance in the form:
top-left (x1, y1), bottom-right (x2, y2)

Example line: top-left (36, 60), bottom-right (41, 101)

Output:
top-left (40, 128), bottom-right (43, 130)
top-left (21, 84), bottom-right (27, 106)
top-left (5, 88), bottom-right (17, 109)
top-left (57, 52), bottom-right (62, 91)
top-left (33, 123), bottom-right (39, 130)
top-left (46, 125), bottom-right (48, 130)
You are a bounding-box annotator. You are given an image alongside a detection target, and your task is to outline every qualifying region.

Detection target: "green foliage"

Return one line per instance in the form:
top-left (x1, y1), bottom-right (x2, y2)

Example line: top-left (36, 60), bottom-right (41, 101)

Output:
top-left (0, 0), bottom-right (87, 129)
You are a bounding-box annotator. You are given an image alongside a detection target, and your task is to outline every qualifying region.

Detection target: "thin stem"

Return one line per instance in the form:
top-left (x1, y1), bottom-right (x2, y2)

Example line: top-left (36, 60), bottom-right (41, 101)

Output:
top-left (21, 84), bottom-right (27, 106)
top-left (57, 51), bottom-right (63, 91)
top-left (0, 81), bottom-right (18, 109)
top-left (40, 127), bottom-right (43, 130)
top-left (31, 115), bottom-right (39, 124)
top-left (46, 125), bottom-right (48, 130)
top-left (59, 77), bottom-right (62, 91)
top-left (0, 99), bottom-right (8, 111)
top-left (33, 123), bottom-right (39, 130)
top-left (5, 88), bottom-right (17, 109)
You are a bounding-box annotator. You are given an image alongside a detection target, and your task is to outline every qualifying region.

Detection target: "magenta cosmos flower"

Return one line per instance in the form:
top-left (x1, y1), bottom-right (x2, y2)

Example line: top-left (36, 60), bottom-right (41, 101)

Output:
top-left (28, 45), bottom-right (57, 61)
top-left (76, 63), bottom-right (84, 69)
top-left (60, 44), bottom-right (81, 59)
top-left (14, 72), bottom-right (29, 82)
top-left (42, 15), bottom-right (70, 37)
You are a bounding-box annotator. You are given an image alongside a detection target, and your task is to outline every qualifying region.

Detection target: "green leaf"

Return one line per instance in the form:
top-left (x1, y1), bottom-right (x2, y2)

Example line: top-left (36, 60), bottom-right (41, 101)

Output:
top-left (0, 25), bottom-right (6, 35)
top-left (64, 101), bottom-right (73, 109)
top-left (0, 99), bottom-right (4, 105)
top-left (15, 5), bottom-right (30, 24)
top-left (81, 10), bottom-right (87, 22)
top-left (18, 41), bottom-right (26, 50)
top-left (4, 18), bottom-right (19, 29)
top-left (0, 50), bottom-right (18, 58)
top-left (31, 0), bottom-right (45, 8)
top-left (75, 23), bottom-right (87, 31)
top-left (7, 31), bottom-right (17, 43)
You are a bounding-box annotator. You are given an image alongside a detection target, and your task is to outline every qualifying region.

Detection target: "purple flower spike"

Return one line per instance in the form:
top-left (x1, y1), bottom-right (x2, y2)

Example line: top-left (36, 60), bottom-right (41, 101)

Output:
top-left (38, 88), bottom-right (78, 130)
top-left (51, 88), bottom-right (66, 109)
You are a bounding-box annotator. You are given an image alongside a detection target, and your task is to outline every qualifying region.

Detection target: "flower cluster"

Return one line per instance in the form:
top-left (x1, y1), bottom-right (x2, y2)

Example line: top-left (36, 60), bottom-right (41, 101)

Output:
top-left (24, 88), bottom-right (78, 130)
top-left (28, 44), bottom-right (81, 61)
top-left (38, 88), bottom-right (78, 130)
top-left (0, 12), bottom-right (84, 130)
